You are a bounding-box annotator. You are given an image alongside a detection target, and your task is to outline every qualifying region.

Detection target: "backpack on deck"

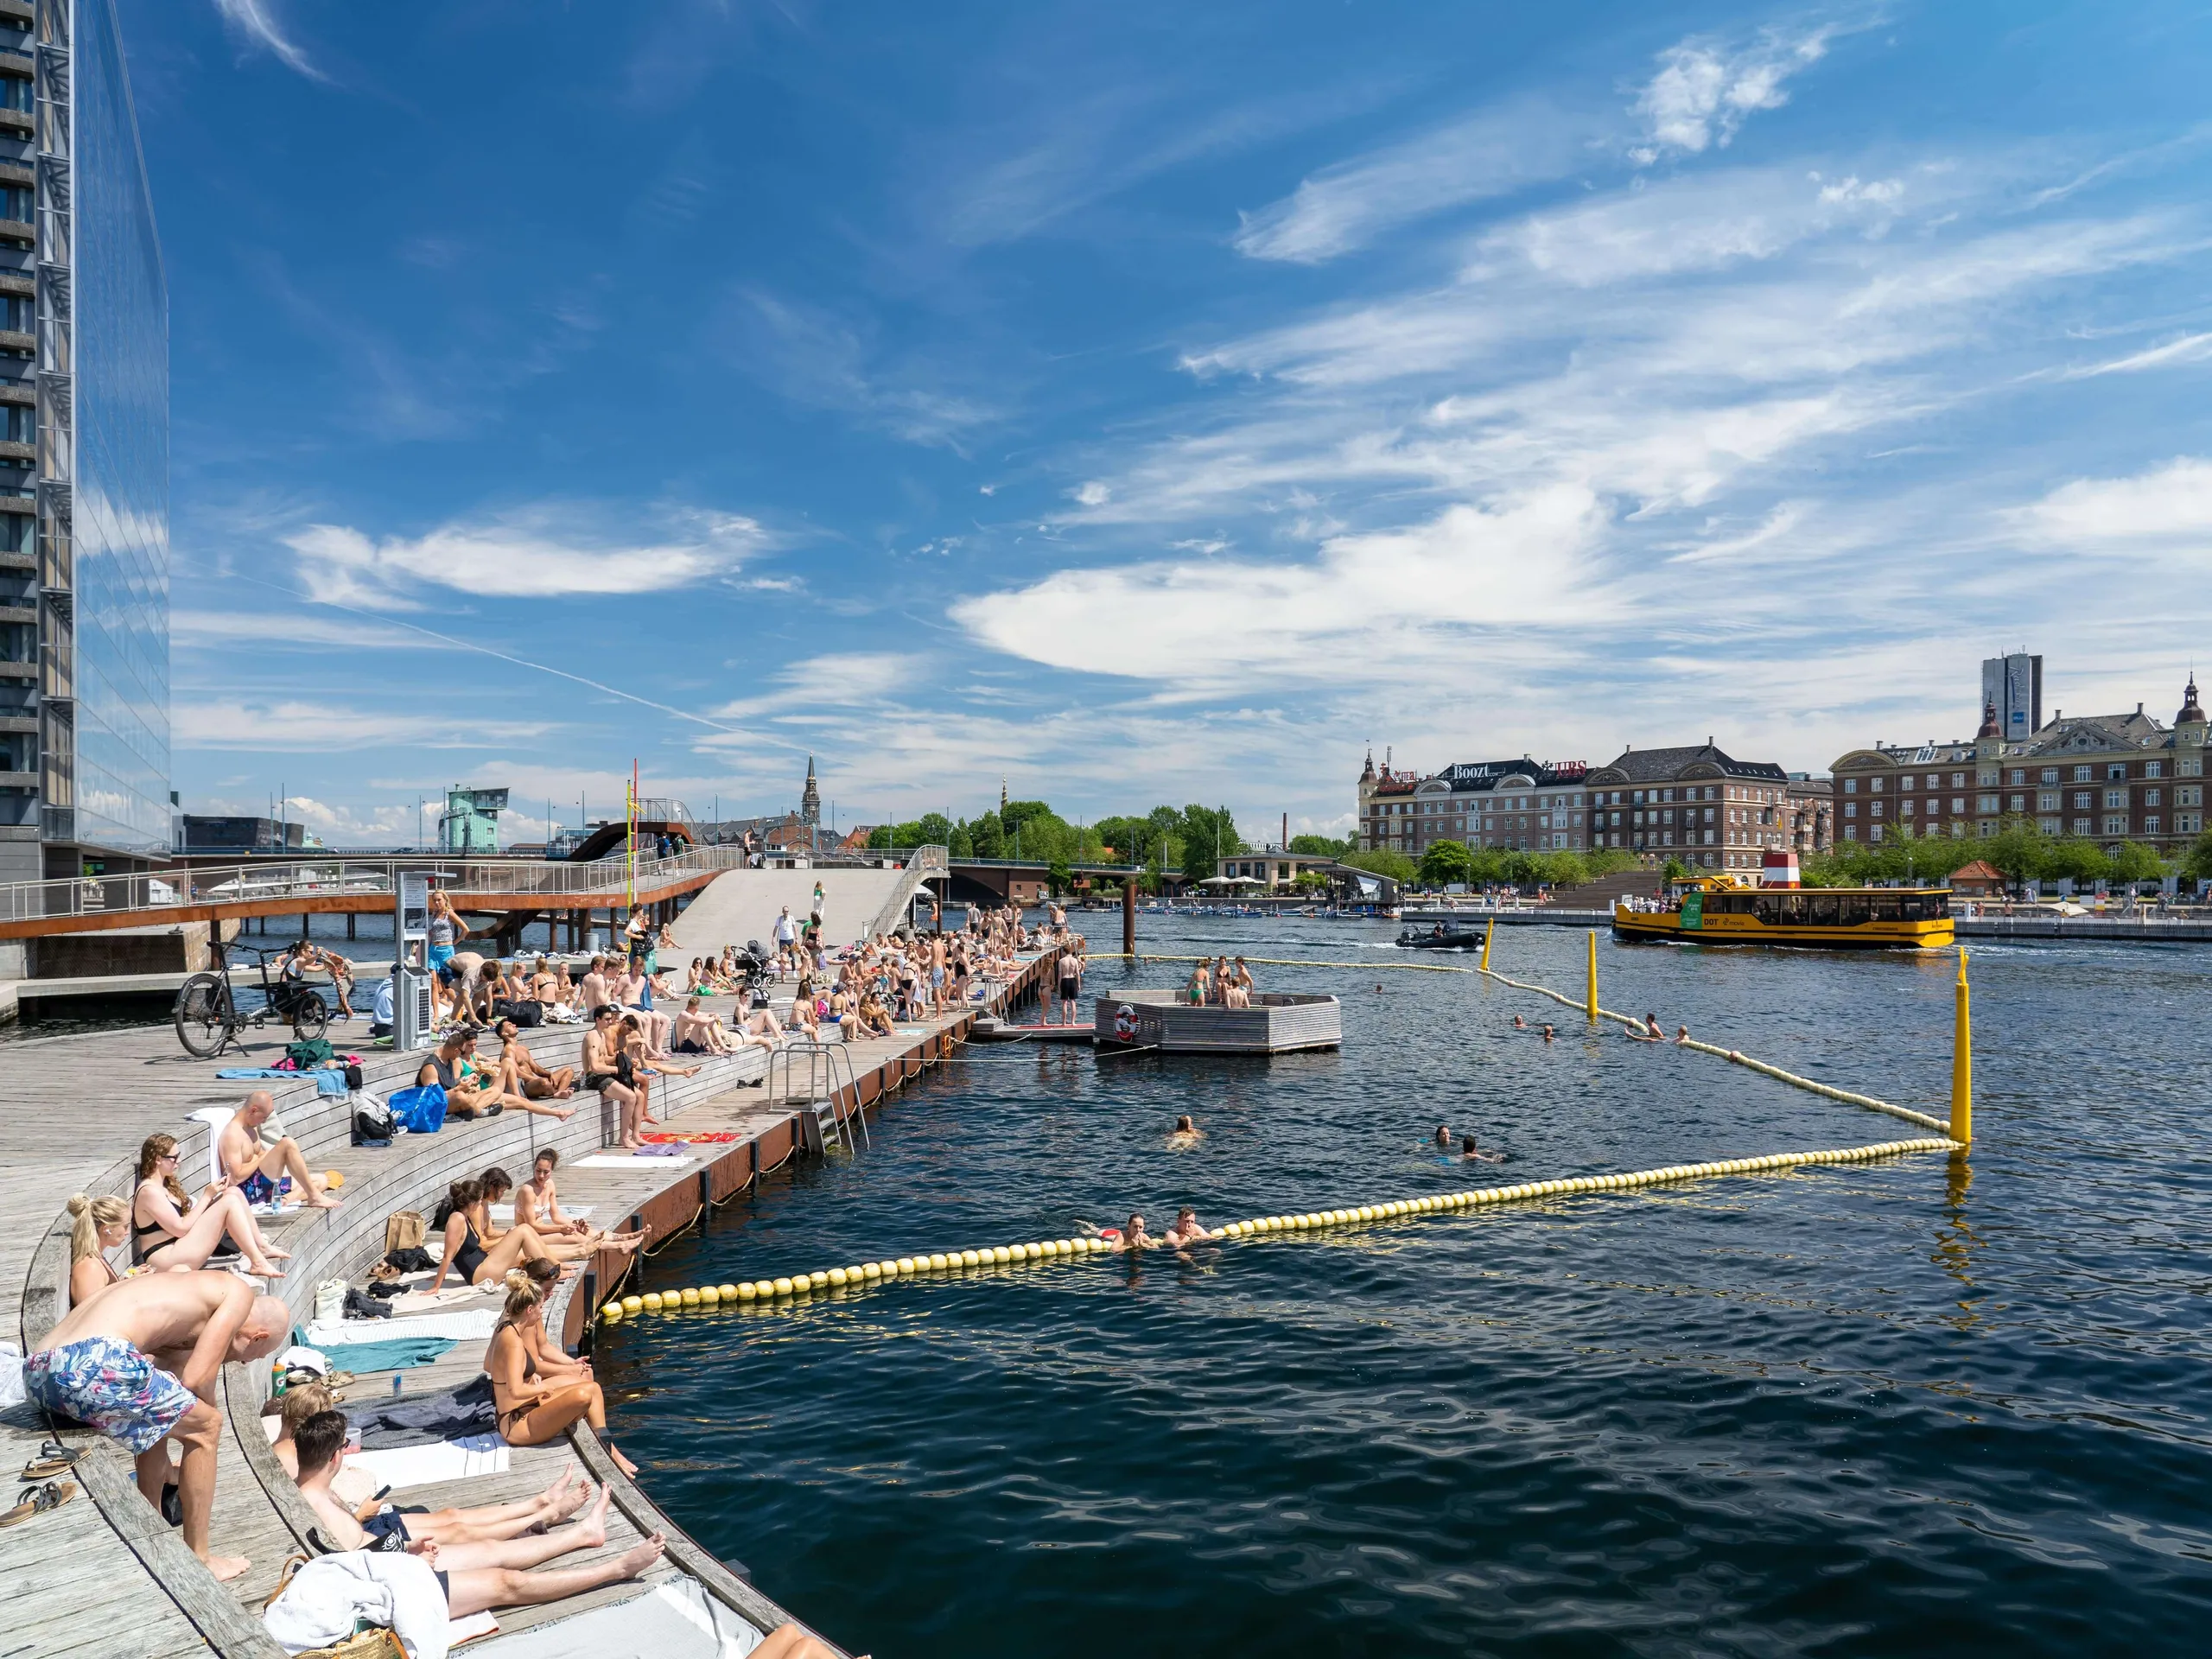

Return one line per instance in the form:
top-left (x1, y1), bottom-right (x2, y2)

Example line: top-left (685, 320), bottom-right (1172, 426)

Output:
top-left (351, 1093), bottom-right (394, 1148)
top-left (286, 1037), bottom-right (335, 1070)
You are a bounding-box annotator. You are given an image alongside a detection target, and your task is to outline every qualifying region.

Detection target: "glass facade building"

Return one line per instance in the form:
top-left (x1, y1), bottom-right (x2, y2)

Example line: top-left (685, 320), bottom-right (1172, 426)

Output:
top-left (0, 0), bottom-right (168, 882)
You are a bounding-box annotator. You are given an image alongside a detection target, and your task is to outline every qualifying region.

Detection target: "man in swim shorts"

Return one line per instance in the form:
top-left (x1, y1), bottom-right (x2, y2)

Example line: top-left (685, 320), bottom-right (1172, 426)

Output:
top-left (24, 1270), bottom-right (288, 1581)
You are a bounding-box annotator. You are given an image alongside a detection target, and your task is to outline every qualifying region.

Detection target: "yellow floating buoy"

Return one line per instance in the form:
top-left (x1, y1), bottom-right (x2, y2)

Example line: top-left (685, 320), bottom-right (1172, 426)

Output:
top-left (960, 1249), bottom-right (982, 1268)
top-left (679, 1287), bottom-right (702, 1306)
top-left (827, 1268), bottom-right (849, 1287)
top-left (897, 1257), bottom-right (918, 1274)
top-left (601, 1302), bottom-right (623, 1322)
top-left (807, 1270), bottom-right (829, 1290)
top-left (736, 1281), bottom-right (758, 1301)
top-left (772, 1277), bottom-right (795, 1297)
top-left (862, 1262), bottom-right (882, 1280)
top-left (700, 1286), bottom-right (721, 1306)
top-left (642, 1292), bottom-right (664, 1313)
top-left (929, 1252), bottom-right (950, 1270)
top-left (622, 1294), bottom-right (644, 1315)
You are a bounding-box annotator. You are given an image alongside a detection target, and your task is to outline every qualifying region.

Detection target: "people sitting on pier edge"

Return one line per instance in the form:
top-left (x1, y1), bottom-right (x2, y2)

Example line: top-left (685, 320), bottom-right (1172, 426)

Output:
top-left (22, 1269), bottom-right (289, 1580)
top-left (293, 1407), bottom-right (596, 1551)
top-left (512, 1147), bottom-right (647, 1259)
top-left (494, 1016), bottom-right (575, 1102)
top-left (474, 1165), bottom-right (636, 1264)
top-left (221, 1091), bottom-right (343, 1208)
top-left (427, 1175), bottom-right (564, 1294)
top-left (281, 1408), bottom-right (666, 1630)
top-left (130, 1132), bottom-right (290, 1279)
top-left (484, 1265), bottom-right (640, 1476)
top-left (66, 1194), bottom-right (132, 1306)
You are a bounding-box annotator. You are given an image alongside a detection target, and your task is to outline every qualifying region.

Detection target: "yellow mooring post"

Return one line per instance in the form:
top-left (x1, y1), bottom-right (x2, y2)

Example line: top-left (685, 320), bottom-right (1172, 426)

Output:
top-left (1481, 917), bottom-right (1494, 972)
top-left (1949, 948), bottom-right (1973, 1145)
top-left (1585, 930), bottom-right (1599, 1022)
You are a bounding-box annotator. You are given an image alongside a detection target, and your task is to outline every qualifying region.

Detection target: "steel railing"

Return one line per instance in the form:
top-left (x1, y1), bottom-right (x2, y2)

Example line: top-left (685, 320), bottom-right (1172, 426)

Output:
top-left (0, 844), bottom-right (756, 928)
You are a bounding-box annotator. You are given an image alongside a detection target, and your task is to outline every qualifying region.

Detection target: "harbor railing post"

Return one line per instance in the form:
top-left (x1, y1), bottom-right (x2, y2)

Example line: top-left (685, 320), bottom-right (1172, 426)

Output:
top-left (1480, 917), bottom-right (1493, 972)
top-left (1586, 930), bottom-right (1598, 1022)
top-left (1950, 949), bottom-right (1972, 1145)
top-left (1123, 875), bottom-right (1136, 958)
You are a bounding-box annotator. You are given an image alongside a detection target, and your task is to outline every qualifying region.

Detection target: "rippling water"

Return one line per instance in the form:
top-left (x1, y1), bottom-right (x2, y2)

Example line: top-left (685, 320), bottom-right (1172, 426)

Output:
top-left (599, 917), bottom-right (2212, 1656)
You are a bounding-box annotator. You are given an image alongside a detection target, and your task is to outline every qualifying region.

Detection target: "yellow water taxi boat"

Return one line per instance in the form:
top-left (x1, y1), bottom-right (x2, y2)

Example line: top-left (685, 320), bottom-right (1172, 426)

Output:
top-left (1612, 874), bottom-right (1955, 950)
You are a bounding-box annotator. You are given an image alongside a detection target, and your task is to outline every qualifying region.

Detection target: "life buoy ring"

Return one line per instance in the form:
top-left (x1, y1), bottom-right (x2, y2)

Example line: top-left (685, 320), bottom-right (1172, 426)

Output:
top-left (1114, 1005), bottom-right (1137, 1042)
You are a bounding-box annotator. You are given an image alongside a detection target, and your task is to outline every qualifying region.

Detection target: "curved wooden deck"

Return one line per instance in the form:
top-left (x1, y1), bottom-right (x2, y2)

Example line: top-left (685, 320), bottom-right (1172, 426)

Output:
top-left (3, 949), bottom-right (1061, 1657)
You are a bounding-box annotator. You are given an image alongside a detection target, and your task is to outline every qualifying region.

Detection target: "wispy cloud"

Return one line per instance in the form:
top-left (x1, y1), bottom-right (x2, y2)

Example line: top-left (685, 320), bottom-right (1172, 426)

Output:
top-left (2056, 330), bottom-right (2212, 378)
top-left (2018, 456), bottom-right (2212, 546)
top-left (1233, 99), bottom-right (1599, 264)
top-left (176, 698), bottom-right (550, 753)
top-left (212, 0), bottom-right (328, 83)
top-left (1629, 26), bottom-right (1835, 163)
top-left (284, 508), bottom-right (773, 610)
top-left (715, 289), bottom-right (995, 449)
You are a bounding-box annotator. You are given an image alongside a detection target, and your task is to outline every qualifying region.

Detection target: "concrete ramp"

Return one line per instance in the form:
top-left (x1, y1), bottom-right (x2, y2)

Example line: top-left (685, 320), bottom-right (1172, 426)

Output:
top-left (669, 866), bottom-right (926, 957)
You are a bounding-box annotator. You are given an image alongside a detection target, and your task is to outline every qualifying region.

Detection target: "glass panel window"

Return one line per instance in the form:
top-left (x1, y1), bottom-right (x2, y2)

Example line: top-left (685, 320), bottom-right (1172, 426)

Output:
top-left (2073, 817), bottom-right (2091, 834)
top-left (2182, 760), bottom-right (2203, 777)
top-left (2107, 764), bottom-right (2127, 780)
top-left (2146, 761), bottom-right (2163, 778)
top-left (1901, 775), bottom-right (1916, 791)
top-left (2038, 817), bottom-right (2060, 834)
top-left (2145, 788), bottom-right (2162, 806)
top-left (2037, 791), bottom-right (2058, 810)
top-left (1871, 777), bottom-right (1884, 792)
top-left (2145, 817), bottom-right (2161, 834)
top-left (2073, 792), bottom-right (2092, 810)
top-left (2040, 768), bottom-right (2058, 784)
top-left (1951, 798), bottom-right (1966, 813)
top-left (2074, 765), bottom-right (2092, 781)
top-left (2104, 789), bottom-right (2124, 809)
top-left (2103, 815), bottom-right (2127, 836)
top-left (0, 185), bottom-right (29, 224)
top-left (2008, 794), bottom-right (2024, 811)
top-left (1844, 778), bottom-right (1858, 794)
top-left (1900, 800), bottom-right (1914, 817)
top-left (2007, 770), bottom-right (2025, 785)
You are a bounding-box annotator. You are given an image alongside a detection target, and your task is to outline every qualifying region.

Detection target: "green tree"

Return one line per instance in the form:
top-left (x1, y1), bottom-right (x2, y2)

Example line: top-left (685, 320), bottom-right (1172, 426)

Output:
top-left (913, 812), bottom-right (953, 848)
top-left (2183, 829), bottom-right (2212, 881)
top-left (1290, 833), bottom-right (1352, 857)
top-left (2040, 837), bottom-right (2110, 885)
top-left (966, 812), bottom-right (1005, 858)
top-left (867, 825), bottom-right (893, 851)
top-left (1661, 856), bottom-right (1690, 883)
top-left (1046, 859), bottom-right (1074, 895)
top-left (2106, 840), bottom-right (2169, 885)
top-left (948, 824), bottom-right (973, 859)
top-left (1179, 804), bottom-right (1242, 879)
top-left (1418, 839), bottom-right (1478, 886)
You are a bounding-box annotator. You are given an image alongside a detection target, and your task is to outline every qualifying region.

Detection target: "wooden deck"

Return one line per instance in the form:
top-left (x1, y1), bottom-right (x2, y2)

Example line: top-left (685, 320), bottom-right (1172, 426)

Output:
top-left (2, 949), bottom-right (1061, 1657)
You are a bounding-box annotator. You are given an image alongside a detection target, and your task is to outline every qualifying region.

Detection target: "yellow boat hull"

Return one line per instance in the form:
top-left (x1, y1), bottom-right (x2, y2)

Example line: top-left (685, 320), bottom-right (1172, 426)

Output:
top-left (1613, 898), bottom-right (1955, 950)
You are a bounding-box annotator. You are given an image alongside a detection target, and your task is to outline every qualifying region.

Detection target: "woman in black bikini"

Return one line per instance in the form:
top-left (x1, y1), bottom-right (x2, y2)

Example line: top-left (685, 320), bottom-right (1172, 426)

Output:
top-left (486, 1268), bottom-right (639, 1476)
top-left (129, 1134), bottom-right (287, 1278)
top-left (427, 1177), bottom-right (560, 1294)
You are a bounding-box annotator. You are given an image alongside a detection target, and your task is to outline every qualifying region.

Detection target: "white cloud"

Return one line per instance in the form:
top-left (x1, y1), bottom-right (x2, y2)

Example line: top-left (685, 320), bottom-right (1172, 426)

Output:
top-left (283, 509), bottom-right (772, 610)
top-left (719, 289), bottom-right (994, 448)
top-left (212, 0), bottom-right (328, 82)
top-left (2020, 457), bottom-right (2212, 544)
top-left (175, 699), bottom-right (552, 753)
top-left (2057, 331), bottom-right (2212, 379)
top-left (1630, 29), bottom-right (1834, 162)
top-left (1071, 481), bottom-right (1112, 507)
top-left (1234, 99), bottom-right (1598, 264)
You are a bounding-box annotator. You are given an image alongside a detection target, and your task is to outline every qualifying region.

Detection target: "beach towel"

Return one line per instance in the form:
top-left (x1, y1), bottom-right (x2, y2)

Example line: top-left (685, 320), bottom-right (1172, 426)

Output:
top-left (487, 1580), bottom-right (765, 1659)
top-left (346, 1375), bottom-right (495, 1448)
top-left (389, 1284), bottom-right (500, 1317)
top-left (641, 1130), bottom-right (741, 1144)
top-left (217, 1066), bottom-right (350, 1098)
top-left (575, 1153), bottom-right (696, 1169)
top-left (288, 1334), bottom-right (454, 1376)
top-left (306, 1309), bottom-right (505, 1346)
top-left (340, 1437), bottom-right (510, 1492)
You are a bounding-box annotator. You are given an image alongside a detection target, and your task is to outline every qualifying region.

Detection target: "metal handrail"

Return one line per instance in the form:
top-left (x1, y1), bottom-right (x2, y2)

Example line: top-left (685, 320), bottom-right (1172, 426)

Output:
top-left (0, 844), bottom-right (755, 927)
top-left (856, 843), bottom-right (947, 942)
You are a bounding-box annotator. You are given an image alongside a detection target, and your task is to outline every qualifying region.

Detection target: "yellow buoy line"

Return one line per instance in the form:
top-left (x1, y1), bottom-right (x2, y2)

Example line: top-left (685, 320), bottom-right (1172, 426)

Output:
top-left (598, 1135), bottom-right (1958, 1324)
top-left (1476, 964), bottom-right (1955, 1135)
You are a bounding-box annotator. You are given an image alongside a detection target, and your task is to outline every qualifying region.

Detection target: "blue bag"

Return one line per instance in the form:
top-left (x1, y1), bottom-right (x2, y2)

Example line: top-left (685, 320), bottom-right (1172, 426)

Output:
top-left (387, 1084), bottom-right (448, 1134)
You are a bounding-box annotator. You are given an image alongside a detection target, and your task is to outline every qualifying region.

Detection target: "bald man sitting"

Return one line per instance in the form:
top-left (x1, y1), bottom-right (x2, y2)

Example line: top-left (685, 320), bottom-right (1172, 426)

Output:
top-left (25, 1271), bottom-right (290, 1581)
top-left (219, 1091), bottom-right (340, 1210)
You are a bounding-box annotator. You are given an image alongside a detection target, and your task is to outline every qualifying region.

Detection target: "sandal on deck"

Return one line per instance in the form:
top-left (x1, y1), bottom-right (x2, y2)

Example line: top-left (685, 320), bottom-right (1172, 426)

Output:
top-left (0, 1479), bottom-right (75, 1527)
top-left (19, 1440), bottom-right (82, 1482)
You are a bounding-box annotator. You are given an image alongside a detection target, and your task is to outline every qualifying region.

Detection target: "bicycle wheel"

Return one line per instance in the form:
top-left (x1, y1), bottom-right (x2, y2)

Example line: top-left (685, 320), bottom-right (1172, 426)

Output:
top-left (175, 973), bottom-right (232, 1058)
top-left (290, 992), bottom-right (328, 1043)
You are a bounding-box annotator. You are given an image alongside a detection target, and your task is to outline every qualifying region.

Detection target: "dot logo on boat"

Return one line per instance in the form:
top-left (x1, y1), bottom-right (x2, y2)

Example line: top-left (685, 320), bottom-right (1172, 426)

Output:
top-left (1114, 1005), bottom-right (1138, 1042)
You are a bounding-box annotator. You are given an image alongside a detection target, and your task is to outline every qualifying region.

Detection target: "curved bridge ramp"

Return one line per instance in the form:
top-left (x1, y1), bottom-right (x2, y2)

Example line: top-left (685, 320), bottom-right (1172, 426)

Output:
top-left (671, 863), bottom-right (933, 958)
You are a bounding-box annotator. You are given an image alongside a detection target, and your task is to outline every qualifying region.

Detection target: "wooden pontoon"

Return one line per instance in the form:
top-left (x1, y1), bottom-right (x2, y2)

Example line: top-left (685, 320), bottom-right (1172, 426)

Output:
top-left (1090, 988), bottom-right (1342, 1054)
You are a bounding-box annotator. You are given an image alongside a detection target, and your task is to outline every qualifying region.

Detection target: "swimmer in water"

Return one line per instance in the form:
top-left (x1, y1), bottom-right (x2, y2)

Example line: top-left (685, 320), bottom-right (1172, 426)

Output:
top-left (1626, 1013), bottom-right (1665, 1044)
top-left (1433, 1124), bottom-right (1452, 1148)
top-left (1461, 1135), bottom-right (1505, 1164)
top-left (1075, 1214), bottom-right (1151, 1250)
top-left (1541, 1024), bottom-right (1555, 1044)
top-left (1675, 1025), bottom-right (1691, 1045)
top-left (1512, 1014), bottom-right (1527, 1031)
top-left (1162, 1207), bottom-right (1211, 1247)
top-left (1167, 1114), bottom-right (1202, 1147)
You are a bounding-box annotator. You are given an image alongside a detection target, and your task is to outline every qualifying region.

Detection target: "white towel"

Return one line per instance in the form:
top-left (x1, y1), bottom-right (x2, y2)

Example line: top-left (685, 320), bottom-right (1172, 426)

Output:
top-left (186, 1105), bottom-right (235, 1187)
top-left (306, 1310), bottom-right (504, 1345)
top-left (486, 1204), bottom-right (592, 1224)
top-left (344, 1439), bottom-right (511, 1491)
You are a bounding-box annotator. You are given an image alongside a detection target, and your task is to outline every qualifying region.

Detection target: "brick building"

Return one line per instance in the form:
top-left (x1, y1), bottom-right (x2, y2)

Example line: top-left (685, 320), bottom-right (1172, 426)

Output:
top-left (1358, 752), bottom-right (1590, 855)
top-left (1581, 741), bottom-right (1797, 874)
top-left (1828, 676), bottom-right (2209, 854)
top-left (1357, 750), bottom-right (1422, 852)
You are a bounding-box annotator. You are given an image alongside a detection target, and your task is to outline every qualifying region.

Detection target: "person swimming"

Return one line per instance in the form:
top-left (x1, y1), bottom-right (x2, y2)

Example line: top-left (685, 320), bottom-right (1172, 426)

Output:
top-left (1162, 1207), bottom-right (1211, 1247)
top-left (1511, 1014), bottom-right (1527, 1030)
top-left (1541, 1024), bottom-right (1555, 1043)
top-left (1433, 1124), bottom-right (1452, 1148)
top-left (1461, 1135), bottom-right (1505, 1163)
top-left (1675, 1024), bottom-right (1691, 1045)
top-left (1167, 1114), bottom-right (1203, 1147)
top-left (1078, 1214), bottom-right (1153, 1251)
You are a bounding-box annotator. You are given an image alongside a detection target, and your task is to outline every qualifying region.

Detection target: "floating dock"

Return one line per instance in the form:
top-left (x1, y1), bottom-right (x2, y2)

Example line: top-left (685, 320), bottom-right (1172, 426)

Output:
top-left (1091, 988), bottom-right (1342, 1054)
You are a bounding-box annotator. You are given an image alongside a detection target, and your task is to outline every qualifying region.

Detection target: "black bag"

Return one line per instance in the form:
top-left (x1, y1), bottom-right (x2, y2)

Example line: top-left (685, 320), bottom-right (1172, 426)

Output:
top-left (495, 998), bottom-right (543, 1028)
top-left (381, 1246), bottom-right (435, 1274)
top-left (344, 1062), bottom-right (365, 1090)
top-left (352, 1095), bottom-right (395, 1147)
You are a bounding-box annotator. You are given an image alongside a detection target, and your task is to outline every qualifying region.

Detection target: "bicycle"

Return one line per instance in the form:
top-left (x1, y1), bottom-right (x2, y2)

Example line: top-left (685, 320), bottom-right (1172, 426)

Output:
top-left (173, 936), bottom-right (331, 1058)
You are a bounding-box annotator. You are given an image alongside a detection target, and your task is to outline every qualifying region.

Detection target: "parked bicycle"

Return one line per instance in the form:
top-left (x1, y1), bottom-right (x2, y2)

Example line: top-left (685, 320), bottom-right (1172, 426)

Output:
top-left (173, 936), bottom-right (330, 1058)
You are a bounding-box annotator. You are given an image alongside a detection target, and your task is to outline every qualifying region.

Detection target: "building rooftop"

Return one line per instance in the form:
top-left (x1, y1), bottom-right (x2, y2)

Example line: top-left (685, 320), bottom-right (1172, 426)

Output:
top-left (1590, 741), bottom-right (1788, 784)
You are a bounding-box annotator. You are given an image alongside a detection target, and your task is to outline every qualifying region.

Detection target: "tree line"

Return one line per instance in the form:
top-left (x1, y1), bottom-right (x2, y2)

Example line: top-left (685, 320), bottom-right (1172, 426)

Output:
top-left (867, 800), bottom-right (1245, 889)
top-left (1785, 820), bottom-right (2212, 891)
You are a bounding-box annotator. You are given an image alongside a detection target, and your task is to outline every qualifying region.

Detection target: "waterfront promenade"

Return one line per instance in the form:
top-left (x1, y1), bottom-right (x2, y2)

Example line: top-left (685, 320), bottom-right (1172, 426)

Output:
top-left (0, 933), bottom-right (1063, 1657)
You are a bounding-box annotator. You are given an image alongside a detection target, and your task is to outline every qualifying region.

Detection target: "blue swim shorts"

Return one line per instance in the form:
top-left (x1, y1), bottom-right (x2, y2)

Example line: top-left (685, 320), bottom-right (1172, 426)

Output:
top-left (22, 1336), bottom-right (197, 1453)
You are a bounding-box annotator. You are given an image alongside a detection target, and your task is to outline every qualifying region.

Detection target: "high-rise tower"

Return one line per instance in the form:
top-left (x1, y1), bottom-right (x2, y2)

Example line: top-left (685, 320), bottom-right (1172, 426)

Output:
top-left (0, 0), bottom-right (169, 885)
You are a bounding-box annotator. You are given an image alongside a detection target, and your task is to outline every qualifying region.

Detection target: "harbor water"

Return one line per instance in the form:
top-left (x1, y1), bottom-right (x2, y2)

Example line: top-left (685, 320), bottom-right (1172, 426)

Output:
top-left (579, 918), bottom-right (2211, 1652)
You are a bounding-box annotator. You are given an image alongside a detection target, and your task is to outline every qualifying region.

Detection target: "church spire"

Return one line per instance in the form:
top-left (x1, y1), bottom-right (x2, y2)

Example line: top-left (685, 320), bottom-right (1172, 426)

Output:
top-left (799, 755), bottom-right (820, 830)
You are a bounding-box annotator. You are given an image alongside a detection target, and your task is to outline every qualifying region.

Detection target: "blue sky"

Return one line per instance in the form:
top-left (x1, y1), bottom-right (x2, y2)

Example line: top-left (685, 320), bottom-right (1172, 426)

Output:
top-left (143, 1), bottom-right (2212, 846)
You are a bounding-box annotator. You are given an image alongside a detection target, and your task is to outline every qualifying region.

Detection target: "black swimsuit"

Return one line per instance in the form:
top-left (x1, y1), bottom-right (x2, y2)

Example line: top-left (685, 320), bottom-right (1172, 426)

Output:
top-left (453, 1217), bottom-right (487, 1282)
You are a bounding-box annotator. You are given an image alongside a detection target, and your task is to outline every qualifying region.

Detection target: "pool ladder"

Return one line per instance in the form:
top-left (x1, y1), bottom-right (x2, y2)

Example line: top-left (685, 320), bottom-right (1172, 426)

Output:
top-left (770, 1040), bottom-right (868, 1153)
